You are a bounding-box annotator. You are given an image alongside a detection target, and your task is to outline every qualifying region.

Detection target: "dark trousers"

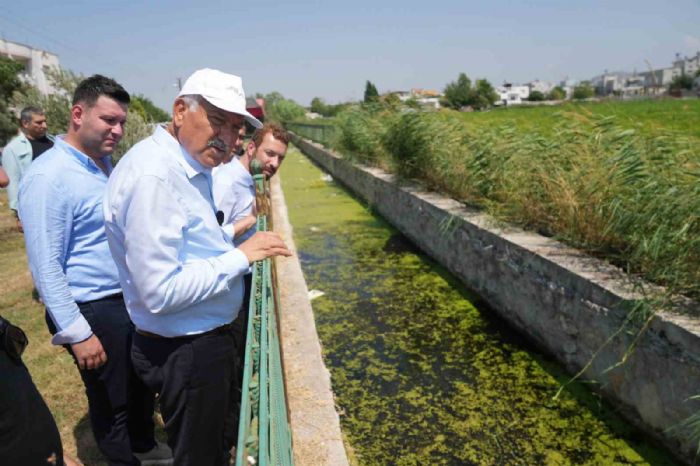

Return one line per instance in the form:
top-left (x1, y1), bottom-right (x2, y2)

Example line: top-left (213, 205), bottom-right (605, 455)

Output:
top-left (131, 327), bottom-right (239, 466)
top-left (0, 348), bottom-right (64, 466)
top-left (46, 295), bottom-right (156, 466)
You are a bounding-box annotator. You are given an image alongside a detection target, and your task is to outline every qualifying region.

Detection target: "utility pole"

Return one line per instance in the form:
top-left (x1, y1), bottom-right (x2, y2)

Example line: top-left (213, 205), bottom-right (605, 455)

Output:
top-left (176, 77), bottom-right (182, 91)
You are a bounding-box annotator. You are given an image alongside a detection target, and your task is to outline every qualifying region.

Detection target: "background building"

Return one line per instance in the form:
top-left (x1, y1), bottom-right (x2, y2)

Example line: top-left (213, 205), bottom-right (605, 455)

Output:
top-left (0, 38), bottom-right (60, 95)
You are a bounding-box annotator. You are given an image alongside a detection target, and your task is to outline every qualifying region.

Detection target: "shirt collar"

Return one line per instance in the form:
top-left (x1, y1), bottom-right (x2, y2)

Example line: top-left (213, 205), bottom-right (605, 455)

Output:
top-left (54, 136), bottom-right (113, 175)
top-left (152, 125), bottom-right (211, 180)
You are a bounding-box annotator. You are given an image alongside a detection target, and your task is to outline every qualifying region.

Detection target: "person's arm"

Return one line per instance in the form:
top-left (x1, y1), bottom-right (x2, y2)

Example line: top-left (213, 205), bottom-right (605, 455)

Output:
top-left (0, 166), bottom-right (9, 188)
top-left (2, 145), bottom-right (21, 213)
top-left (18, 175), bottom-right (95, 344)
top-left (233, 213), bottom-right (257, 239)
top-left (118, 175), bottom-right (290, 315)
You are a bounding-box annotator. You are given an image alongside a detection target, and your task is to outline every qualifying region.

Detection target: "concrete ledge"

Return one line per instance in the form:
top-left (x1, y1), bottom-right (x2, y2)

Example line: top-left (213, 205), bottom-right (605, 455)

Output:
top-left (291, 133), bottom-right (700, 464)
top-left (271, 174), bottom-right (350, 466)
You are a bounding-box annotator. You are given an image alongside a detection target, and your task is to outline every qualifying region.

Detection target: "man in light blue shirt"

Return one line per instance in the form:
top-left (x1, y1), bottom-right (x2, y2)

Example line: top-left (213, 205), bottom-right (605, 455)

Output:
top-left (2, 106), bottom-right (54, 231)
top-left (19, 75), bottom-right (169, 466)
top-left (104, 68), bottom-right (291, 466)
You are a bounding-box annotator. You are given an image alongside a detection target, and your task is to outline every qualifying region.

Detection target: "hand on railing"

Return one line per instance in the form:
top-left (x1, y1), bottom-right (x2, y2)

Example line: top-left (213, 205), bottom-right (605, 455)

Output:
top-left (238, 231), bottom-right (291, 264)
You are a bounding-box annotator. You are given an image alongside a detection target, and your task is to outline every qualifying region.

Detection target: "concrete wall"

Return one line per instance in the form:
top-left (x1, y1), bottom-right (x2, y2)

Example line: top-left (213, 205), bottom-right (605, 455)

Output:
top-left (291, 134), bottom-right (700, 464)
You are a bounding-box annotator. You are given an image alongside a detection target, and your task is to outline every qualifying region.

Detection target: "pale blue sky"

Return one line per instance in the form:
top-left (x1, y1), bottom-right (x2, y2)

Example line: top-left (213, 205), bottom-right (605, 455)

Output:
top-left (1, 1), bottom-right (698, 110)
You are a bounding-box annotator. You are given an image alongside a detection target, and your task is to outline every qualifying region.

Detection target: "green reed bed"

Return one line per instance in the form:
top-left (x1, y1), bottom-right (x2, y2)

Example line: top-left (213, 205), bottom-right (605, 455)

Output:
top-left (326, 105), bottom-right (699, 303)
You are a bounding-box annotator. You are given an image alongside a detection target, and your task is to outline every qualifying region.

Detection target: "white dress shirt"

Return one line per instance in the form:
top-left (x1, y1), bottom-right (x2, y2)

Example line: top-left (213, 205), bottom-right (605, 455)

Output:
top-left (212, 157), bottom-right (256, 247)
top-left (103, 125), bottom-right (250, 337)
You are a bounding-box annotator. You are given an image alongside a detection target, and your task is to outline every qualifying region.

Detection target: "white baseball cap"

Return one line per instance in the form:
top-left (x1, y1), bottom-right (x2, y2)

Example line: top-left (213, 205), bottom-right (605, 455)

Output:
top-left (178, 68), bottom-right (262, 128)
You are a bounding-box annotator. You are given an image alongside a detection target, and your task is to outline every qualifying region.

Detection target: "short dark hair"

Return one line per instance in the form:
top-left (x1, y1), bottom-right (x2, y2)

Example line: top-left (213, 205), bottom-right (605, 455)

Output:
top-left (252, 122), bottom-right (289, 147)
top-left (20, 106), bottom-right (44, 124)
top-left (72, 74), bottom-right (130, 107)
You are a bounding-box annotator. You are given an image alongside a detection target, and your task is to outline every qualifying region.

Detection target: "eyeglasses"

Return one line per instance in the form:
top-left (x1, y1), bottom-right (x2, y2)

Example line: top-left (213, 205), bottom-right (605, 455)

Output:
top-left (0, 316), bottom-right (28, 362)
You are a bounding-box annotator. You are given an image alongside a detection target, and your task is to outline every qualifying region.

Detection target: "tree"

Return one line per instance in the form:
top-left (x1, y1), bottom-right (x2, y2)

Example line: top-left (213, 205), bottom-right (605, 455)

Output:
top-left (0, 56), bottom-right (26, 145)
top-left (443, 73), bottom-right (472, 109)
top-left (310, 97), bottom-right (327, 115)
top-left (265, 92), bottom-right (305, 122)
top-left (132, 95), bottom-right (170, 122)
top-left (669, 74), bottom-right (694, 91)
top-left (572, 81), bottom-right (594, 100)
top-left (472, 79), bottom-right (498, 110)
top-left (547, 86), bottom-right (566, 101)
top-left (363, 80), bottom-right (379, 103)
top-left (528, 90), bottom-right (545, 101)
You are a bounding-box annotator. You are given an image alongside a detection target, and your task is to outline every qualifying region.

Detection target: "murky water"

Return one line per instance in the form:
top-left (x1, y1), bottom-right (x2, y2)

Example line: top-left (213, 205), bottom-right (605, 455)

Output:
top-left (280, 148), bottom-right (676, 465)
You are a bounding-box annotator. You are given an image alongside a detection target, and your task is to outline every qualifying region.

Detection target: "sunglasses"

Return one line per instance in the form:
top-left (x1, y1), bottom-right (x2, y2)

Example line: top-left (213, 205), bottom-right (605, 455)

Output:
top-left (0, 316), bottom-right (28, 362)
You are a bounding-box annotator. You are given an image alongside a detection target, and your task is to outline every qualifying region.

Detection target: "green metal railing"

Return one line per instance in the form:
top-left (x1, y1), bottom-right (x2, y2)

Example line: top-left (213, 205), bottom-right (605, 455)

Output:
top-left (285, 122), bottom-right (337, 147)
top-left (236, 167), bottom-right (294, 466)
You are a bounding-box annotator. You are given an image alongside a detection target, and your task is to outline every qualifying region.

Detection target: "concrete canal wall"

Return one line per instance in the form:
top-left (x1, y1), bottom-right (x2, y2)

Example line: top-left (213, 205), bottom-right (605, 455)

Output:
top-left (270, 174), bottom-right (350, 466)
top-left (290, 134), bottom-right (700, 464)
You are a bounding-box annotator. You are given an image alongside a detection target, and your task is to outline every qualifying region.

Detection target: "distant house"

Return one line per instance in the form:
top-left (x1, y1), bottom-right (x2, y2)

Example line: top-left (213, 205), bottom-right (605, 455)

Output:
top-left (672, 52), bottom-right (700, 77)
top-left (495, 83), bottom-right (529, 105)
top-left (527, 79), bottom-right (554, 95)
top-left (590, 72), bottom-right (631, 96)
top-left (0, 38), bottom-right (60, 95)
top-left (390, 88), bottom-right (442, 109)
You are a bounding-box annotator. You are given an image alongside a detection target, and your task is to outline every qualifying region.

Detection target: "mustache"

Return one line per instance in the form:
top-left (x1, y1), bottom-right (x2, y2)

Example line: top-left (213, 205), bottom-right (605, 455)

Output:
top-left (206, 138), bottom-right (229, 153)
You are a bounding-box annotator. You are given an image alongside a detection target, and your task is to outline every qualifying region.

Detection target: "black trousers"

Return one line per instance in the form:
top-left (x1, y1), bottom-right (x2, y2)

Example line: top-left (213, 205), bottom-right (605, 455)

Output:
top-left (131, 327), bottom-right (239, 466)
top-left (46, 295), bottom-right (156, 466)
top-left (0, 348), bottom-right (64, 466)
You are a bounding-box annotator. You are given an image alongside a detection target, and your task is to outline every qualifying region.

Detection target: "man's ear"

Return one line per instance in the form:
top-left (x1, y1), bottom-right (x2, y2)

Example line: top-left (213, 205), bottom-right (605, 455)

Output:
top-left (172, 98), bottom-right (188, 128)
top-left (70, 104), bottom-right (84, 128)
top-left (246, 140), bottom-right (256, 157)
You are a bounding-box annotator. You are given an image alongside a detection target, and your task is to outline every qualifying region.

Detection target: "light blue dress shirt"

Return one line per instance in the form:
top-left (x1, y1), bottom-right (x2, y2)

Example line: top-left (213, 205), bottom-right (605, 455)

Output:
top-left (18, 137), bottom-right (121, 345)
top-left (103, 125), bottom-right (250, 337)
top-left (213, 157), bottom-right (257, 247)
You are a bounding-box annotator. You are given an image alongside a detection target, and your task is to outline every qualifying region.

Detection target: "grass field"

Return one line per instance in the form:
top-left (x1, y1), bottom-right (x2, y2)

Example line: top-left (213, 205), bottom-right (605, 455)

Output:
top-left (457, 98), bottom-right (700, 139)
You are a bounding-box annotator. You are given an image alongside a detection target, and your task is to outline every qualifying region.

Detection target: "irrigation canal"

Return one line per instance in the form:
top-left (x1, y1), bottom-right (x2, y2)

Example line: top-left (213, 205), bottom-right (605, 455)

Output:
top-left (279, 147), bottom-right (677, 465)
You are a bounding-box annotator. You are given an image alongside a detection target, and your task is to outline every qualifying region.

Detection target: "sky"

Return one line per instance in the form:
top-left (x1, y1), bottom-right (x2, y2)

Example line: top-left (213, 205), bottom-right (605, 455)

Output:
top-left (1, 0), bottom-right (699, 110)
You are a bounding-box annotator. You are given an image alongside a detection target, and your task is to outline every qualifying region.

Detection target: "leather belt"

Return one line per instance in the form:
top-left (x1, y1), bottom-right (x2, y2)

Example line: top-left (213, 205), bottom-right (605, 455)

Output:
top-left (135, 321), bottom-right (235, 339)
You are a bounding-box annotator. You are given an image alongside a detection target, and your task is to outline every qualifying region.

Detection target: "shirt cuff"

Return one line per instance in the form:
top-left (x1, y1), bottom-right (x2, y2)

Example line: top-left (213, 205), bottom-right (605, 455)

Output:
top-left (50, 313), bottom-right (93, 346)
top-left (217, 248), bottom-right (251, 279)
top-left (221, 223), bottom-right (235, 241)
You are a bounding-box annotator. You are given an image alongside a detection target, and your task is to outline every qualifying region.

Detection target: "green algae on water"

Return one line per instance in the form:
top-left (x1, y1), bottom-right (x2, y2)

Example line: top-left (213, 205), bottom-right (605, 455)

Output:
top-left (280, 148), bottom-right (677, 466)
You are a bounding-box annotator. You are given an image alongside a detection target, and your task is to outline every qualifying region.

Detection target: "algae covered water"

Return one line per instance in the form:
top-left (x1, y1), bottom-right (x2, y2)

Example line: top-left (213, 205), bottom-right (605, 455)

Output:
top-left (280, 148), bottom-right (676, 465)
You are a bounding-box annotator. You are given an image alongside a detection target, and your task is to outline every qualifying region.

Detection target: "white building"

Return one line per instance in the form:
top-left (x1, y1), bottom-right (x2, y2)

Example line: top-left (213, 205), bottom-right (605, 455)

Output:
top-left (0, 38), bottom-right (60, 95)
top-left (527, 79), bottom-right (554, 95)
top-left (495, 83), bottom-right (529, 105)
top-left (672, 52), bottom-right (700, 77)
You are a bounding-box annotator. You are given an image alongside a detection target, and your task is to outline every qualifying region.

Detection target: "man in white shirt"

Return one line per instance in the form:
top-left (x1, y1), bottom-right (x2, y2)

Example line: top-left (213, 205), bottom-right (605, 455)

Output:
top-left (103, 68), bottom-right (291, 466)
top-left (213, 122), bottom-right (289, 246)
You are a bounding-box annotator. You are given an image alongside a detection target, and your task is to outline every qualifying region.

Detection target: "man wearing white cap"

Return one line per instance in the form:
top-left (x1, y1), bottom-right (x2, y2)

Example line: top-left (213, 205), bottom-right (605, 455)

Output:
top-left (103, 68), bottom-right (291, 465)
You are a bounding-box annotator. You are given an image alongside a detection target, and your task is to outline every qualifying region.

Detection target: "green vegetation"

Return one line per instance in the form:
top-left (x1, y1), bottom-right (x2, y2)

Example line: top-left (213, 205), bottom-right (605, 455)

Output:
top-left (548, 86), bottom-right (567, 100)
top-left (442, 72), bottom-right (498, 110)
top-left (292, 99), bottom-right (700, 302)
top-left (0, 56), bottom-right (26, 145)
top-left (528, 90), bottom-right (545, 101)
top-left (670, 73), bottom-right (695, 91)
top-left (131, 94), bottom-right (170, 123)
top-left (310, 97), bottom-right (350, 117)
top-left (264, 91), bottom-right (306, 123)
top-left (572, 81), bottom-right (595, 100)
top-left (281, 148), bottom-right (676, 465)
top-left (363, 80), bottom-right (379, 103)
